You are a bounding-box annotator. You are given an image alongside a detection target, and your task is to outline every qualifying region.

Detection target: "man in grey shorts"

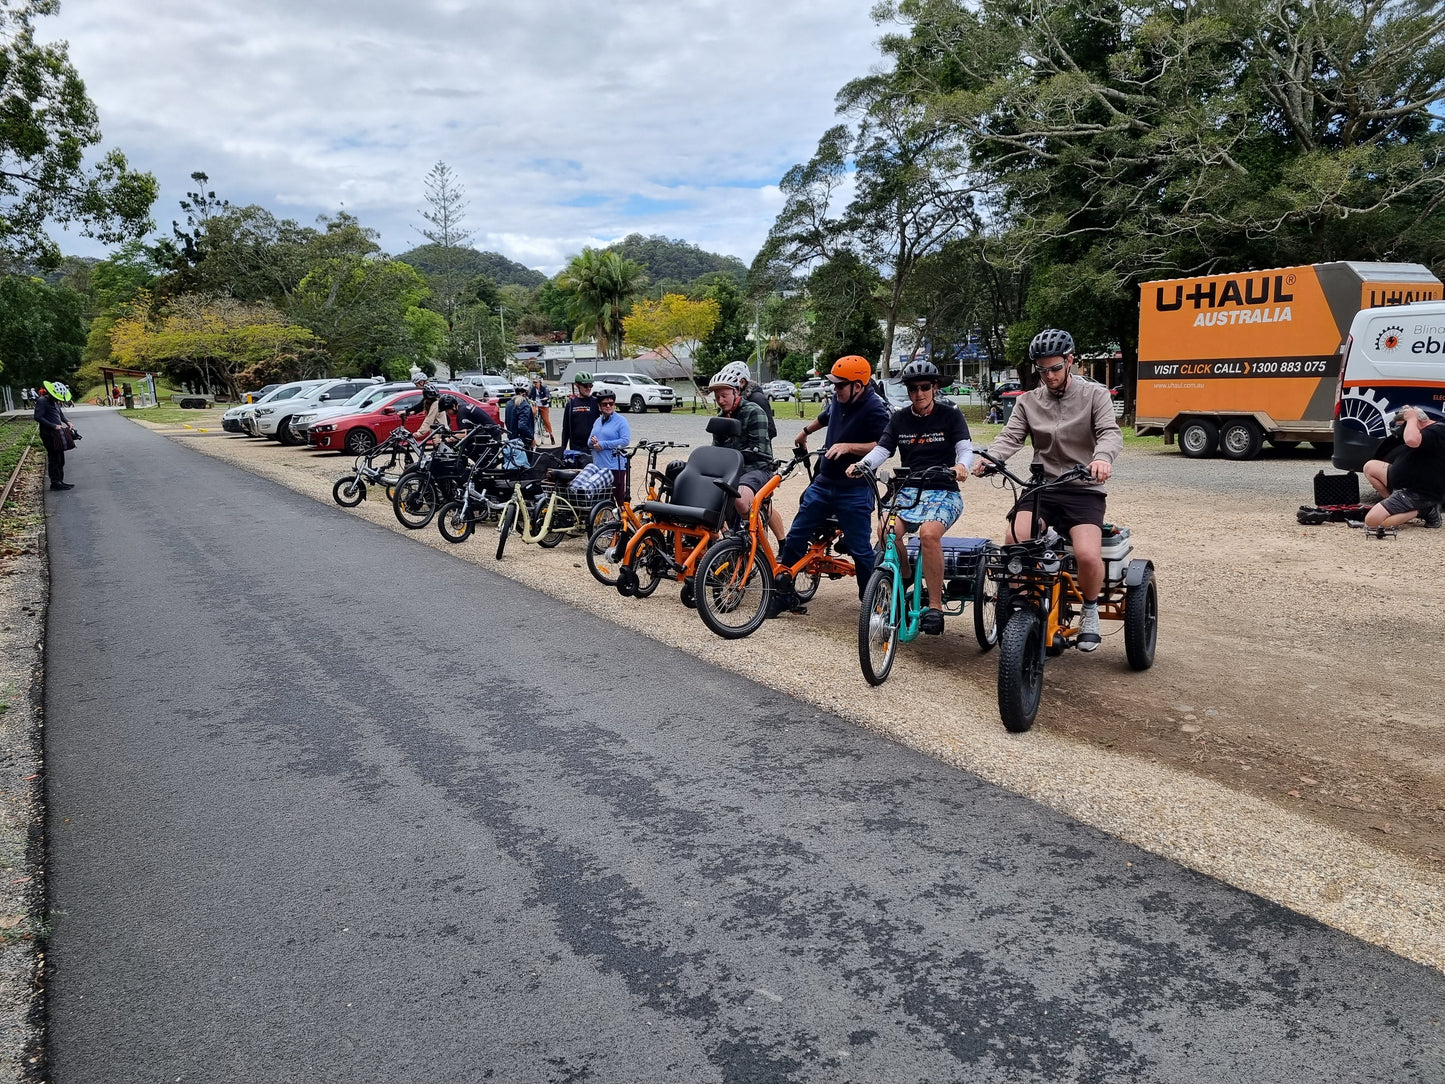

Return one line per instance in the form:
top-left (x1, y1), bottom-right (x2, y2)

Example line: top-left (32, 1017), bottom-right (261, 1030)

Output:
top-left (1363, 406), bottom-right (1444, 529)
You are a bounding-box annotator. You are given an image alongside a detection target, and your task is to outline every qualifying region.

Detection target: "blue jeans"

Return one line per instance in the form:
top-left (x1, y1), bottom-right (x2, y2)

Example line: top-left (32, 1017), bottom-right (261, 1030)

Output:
top-left (778, 480), bottom-right (876, 597)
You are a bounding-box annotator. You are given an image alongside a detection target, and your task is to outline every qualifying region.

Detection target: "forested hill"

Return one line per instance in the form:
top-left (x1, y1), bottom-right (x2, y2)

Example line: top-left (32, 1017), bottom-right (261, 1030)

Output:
top-left (604, 234), bottom-right (747, 285)
top-left (395, 245), bottom-right (547, 288)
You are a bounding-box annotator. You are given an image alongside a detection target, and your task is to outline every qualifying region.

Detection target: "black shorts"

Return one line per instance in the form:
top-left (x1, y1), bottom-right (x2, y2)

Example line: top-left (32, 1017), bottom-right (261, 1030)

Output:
top-left (1015, 486), bottom-right (1107, 534)
top-left (738, 468), bottom-right (772, 495)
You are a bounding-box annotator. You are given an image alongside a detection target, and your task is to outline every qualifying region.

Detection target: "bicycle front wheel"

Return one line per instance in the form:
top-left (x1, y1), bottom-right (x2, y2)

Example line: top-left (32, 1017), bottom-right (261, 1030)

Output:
top-left (858, 567), bottom-right (899, 686)
top-left (696, 538), bottom-right (773, 639)
top-left (585, 522), bottom-right (627, 586)
top-left (392, 472), bottom-right (438, 529)
top-left (495, 503), bottom-right (516, 560)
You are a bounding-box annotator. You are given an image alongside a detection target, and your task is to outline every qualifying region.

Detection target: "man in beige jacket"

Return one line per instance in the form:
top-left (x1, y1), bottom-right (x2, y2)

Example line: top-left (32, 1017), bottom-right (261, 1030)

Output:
top-left (974, 329), bottom-right (1122, 651)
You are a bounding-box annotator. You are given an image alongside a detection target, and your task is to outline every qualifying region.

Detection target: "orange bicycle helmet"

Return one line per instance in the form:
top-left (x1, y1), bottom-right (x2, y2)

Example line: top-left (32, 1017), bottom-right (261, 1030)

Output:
top-left (829, 355), bottom-right (872, 385)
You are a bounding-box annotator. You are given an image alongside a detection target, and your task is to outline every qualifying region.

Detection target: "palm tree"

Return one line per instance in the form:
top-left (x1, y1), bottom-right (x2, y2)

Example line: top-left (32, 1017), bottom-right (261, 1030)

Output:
top-left (557, 248), bottom-right (648, 360)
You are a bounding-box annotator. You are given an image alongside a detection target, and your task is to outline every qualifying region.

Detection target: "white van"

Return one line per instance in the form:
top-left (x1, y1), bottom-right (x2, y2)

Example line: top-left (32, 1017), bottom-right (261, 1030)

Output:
top-left (1333, 300), bottom-right (1445, 470)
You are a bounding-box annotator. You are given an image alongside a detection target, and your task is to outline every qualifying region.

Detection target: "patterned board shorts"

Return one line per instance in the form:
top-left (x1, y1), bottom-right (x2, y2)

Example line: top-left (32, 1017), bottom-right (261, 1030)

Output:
top-left (896, 487), bottom-right (963, 531)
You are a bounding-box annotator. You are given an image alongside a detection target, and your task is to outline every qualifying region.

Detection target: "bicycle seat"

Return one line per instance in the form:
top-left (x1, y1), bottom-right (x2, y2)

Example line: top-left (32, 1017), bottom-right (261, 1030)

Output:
top-left (639, 445), bottom-right (743, 529)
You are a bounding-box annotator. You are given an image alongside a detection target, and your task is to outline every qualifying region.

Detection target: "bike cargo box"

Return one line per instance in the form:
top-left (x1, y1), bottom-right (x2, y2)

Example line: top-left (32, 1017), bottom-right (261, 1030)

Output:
top-left (905, 537), bottom-right (990, 580)
top-left (1313, 470), bottom-right (1360, 507)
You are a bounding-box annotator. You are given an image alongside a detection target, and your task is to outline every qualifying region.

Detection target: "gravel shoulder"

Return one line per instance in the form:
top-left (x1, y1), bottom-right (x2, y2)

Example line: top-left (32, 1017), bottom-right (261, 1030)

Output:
top-left (0, 454), bottom-right (50, 1082)
top-left (136, 411), bottom-right (1445, 974)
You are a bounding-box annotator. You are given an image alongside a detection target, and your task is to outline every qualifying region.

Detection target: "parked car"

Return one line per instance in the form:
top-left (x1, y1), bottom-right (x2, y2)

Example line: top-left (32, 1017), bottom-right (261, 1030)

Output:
top-left (592, 373), bottom-right (676, 413)
top-left (797, 378), bottom-right (831, 402)
top-left (988, 381), bottom-right (1022, 402)
top-left (308, 389), bottom-right (499, 454)
top-left (238, 383), bottom-right (280, 405)
top-left (254, 378), bottom-right (383, 445)
top-left (455, 373), bottom-right (515, 402)
top-left (763, 380), bottom-right (797, 401)
top-left (226, 380), bottom-right (326, 436)
top-left (881, 380), bottom-right (911, 411)
top-left (291, 381), bottom-right (415, 444)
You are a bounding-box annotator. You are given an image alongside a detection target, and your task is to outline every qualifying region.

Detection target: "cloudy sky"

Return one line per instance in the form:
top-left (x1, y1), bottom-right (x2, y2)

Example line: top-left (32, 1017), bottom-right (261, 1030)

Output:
top-left (40, 0), bottom-right (886, 274)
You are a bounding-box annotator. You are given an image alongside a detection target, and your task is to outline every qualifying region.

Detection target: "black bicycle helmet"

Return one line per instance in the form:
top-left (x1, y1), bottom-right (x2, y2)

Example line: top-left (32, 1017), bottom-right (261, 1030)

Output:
top-left (420, 381), bottom-right (440, 400)
top-left (1028, 329), bottom-right (1074, 361)
top-left (595, 387), bottom-right (617, 403)
top-left (898, 358), bottom-right (941, 385)
top-left (438, 393), bottom-right (458, 411)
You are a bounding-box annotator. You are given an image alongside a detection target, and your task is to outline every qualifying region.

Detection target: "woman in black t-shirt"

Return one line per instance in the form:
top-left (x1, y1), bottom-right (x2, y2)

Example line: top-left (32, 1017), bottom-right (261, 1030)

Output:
top-left (849, 360), bottom-right (973, 635)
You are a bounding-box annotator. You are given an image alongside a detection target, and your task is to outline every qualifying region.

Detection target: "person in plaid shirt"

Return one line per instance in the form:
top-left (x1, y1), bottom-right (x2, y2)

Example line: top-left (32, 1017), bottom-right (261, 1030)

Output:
top-left (709, 368), bottom-right (784, 543)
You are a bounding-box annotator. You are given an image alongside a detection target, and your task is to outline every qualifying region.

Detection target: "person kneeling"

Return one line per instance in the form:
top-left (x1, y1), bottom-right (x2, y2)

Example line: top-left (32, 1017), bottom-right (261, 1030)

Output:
top-left (1363, 406), bottom-right (1444, 531)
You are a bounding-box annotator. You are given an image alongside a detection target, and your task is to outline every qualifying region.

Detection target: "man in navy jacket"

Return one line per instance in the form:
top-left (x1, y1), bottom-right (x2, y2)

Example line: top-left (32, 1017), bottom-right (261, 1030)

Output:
top-left (778, 355), bottom-right (890, 599)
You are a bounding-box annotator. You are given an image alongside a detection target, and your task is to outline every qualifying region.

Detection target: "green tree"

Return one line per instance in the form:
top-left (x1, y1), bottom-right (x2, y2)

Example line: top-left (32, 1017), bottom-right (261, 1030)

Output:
top-left (556, 248), bottom-right (648, 360)
top-left (413, 161), bottom-right (474, 330)
top-left (691, 275), bottom-right (752, 383)
top-left (805, 252), bottom-right (886, 368)
top-left (0, 0), bottom-right (157, 265)
top-left (288, 258), bottom-right (437, 376)
top-left (108, 293), bottom-right (322, 399)
top-left (0, 274), bottom-right (86, 384)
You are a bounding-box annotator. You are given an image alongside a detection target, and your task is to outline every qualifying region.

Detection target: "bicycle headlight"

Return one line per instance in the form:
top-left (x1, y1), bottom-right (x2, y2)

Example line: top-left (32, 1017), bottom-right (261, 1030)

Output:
top-left (1006, 556), bottom-right (1024, 576)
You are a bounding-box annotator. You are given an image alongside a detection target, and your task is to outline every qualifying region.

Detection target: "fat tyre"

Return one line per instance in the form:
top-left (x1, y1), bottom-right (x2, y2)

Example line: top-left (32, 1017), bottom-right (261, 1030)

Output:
top-left (697, 538), bottom-right (772, 639)
top-left (1124, 567), bottom-right (1158, 671)
top-left (1179, 418), bottom-right (1219, 459)
top-left (332, 477), bottom-right (366, 507)
top-left (495, 504), bottom-right (516, 560)
top-left (344, 428), bottom-right (376, 455)
top-left (437, 501), bottom-right (474, 543)
top-left (997, 611), bottom-right (1045, 733)
top-left (857, 567), bottom-right (899, 686)
top-left (1220, 419), bottom-right (1263, 461)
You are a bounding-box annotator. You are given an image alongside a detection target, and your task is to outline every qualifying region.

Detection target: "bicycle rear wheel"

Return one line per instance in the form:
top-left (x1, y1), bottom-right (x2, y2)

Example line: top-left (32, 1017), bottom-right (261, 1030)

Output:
top-left (696, 538), bottom-right (773, 639)
top-left (793, 568), bottom-right (822, 602)
top-left (858, 567), bottom-right (899, 686)
top-left (972, 560), bottom-right (999, 651)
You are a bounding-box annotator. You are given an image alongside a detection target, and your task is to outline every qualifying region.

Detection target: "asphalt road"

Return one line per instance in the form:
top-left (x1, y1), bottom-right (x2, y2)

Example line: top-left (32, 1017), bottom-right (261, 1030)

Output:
top-left (45, 413), bottom-right (1443, 1083)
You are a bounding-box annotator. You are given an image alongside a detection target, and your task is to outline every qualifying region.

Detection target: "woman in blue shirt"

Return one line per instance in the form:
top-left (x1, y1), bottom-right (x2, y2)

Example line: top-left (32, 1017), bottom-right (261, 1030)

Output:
top-left (588, 389), bottom-right (632, 504)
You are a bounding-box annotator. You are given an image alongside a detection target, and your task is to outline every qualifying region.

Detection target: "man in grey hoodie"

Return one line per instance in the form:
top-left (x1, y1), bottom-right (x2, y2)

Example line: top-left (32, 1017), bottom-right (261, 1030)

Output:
top-left (975, 329), bottom-right (1122, 651)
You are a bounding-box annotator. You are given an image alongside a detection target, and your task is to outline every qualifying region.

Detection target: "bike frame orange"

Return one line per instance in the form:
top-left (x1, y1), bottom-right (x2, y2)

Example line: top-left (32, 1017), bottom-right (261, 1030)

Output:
top-left (735, 470), bottom-right (855, 583)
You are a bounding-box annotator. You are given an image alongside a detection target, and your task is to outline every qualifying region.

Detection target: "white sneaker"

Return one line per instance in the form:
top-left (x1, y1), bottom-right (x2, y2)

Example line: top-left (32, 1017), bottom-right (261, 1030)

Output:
top-left (1078, 604), bottom-right (1101, 652)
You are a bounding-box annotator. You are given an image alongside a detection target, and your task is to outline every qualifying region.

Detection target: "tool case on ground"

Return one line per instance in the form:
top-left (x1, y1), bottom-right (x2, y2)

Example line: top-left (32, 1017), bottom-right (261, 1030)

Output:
top-left (1313, 470), bottom-right (1360, 506)
top-left (904, 537), bottom-right (990, 579)
top-left (1298, 470), bottom-right (1372, 524)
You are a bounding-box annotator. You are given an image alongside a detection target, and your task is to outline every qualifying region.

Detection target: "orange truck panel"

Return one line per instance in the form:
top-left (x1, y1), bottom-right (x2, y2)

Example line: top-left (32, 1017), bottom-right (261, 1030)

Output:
top-left (1137, 262), bottom-right (1442, 430)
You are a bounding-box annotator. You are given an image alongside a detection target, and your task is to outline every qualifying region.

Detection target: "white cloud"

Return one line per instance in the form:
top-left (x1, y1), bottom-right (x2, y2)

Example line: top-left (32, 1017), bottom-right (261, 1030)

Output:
top-left (41, 0), bottom-right (885, 273)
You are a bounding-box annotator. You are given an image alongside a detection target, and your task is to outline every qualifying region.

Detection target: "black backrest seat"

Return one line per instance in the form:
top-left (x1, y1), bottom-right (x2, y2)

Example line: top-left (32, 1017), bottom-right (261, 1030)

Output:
top-left (641, 445), bottom-right (743, 529)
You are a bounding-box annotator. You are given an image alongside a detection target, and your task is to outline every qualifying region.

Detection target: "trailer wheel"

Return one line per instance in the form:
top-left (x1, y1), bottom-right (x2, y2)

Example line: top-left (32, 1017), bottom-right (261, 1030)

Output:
top-left (1220, 419), bottom-right (1263, 461)
top-left (1179, 418), bottom-right (1219, 458)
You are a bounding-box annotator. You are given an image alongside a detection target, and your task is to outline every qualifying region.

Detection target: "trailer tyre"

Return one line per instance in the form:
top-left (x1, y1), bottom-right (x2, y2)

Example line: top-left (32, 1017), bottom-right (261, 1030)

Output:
top-left (1179, 418), bottom-right (1219, 459)
top-left (1220, 419), bottom-right (1263, 461)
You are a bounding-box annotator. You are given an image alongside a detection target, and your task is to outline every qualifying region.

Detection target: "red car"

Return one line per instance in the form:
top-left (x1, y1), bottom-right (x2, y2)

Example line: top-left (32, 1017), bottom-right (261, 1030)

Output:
top-left (308, 390), bottom-right (500, 454)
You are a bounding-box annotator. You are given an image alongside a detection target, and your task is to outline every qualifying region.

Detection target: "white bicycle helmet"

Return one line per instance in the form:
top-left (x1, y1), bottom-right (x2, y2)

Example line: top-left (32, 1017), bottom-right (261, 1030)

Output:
top-left (708, 367), bottom-right (748, 392)
top-left (512, 377), bottom-right (529, 392)
top-left (715, 361), bottom-right (751, 387)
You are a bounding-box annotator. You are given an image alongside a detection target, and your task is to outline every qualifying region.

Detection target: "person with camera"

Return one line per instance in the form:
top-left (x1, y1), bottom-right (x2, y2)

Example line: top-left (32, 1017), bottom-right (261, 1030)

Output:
top-left (1363, 406), bottom-right (1444, 530)
top-left (972, 329), bottom-right (1122, 652)
top-left (34, 381), bottom-right (78, 490)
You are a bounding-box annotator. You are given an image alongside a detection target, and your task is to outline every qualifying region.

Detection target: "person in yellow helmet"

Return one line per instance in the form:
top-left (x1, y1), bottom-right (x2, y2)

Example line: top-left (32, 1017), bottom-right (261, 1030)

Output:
top-left (35, 382), bottom-right (77, 490)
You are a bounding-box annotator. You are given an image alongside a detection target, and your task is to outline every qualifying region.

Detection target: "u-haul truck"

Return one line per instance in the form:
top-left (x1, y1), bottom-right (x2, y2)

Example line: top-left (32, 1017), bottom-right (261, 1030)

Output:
top-left (1135, 261), bottom-right (1442, 459)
